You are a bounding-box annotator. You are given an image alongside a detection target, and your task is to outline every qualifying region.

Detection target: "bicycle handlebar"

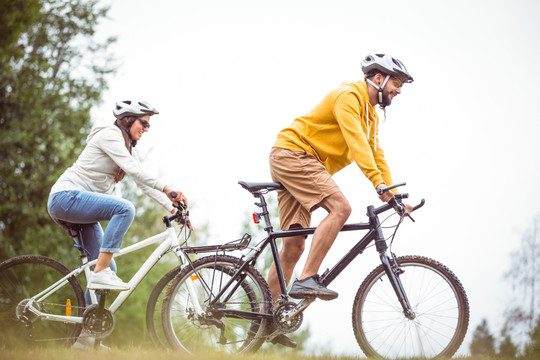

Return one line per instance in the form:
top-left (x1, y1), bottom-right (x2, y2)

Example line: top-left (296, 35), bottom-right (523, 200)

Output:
top-left (170, 192), bottom-right (187, 211)
top-left (163, 192), bottom-right (190, 227)
top-left (412, 199), bottom-right (425, 212)
top-left (376, 182), bottom-right (406, 195)
top-left (372, 181), bottom-right (425, 222)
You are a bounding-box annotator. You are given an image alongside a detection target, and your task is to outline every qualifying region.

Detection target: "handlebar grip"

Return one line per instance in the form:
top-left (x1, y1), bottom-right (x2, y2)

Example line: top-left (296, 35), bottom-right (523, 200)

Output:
top-left (376, 182), bottom-right (406, 195)
top-left (169, 192), bottom-right (186, 210)
top-left (395, 193), bottom-right (409, 200)
top-left (412, 199), bottom-right (425, 212)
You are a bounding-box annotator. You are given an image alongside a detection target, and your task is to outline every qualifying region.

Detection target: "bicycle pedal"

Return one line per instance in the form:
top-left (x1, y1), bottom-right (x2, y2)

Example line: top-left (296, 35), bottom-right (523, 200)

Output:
top-left (266, 329), bottom-right (281, 342)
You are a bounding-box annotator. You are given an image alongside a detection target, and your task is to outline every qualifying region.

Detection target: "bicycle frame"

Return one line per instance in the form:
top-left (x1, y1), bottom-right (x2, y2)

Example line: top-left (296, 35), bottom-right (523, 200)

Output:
top-left (24, 225), bottom-right (188, 325)
top-left (196, 187), bottom-right (419, 322)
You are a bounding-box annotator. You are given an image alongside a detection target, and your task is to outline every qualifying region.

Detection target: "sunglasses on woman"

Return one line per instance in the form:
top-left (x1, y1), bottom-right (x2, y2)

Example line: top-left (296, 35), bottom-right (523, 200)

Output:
top-left (137, 118), bottom-right (151, 129)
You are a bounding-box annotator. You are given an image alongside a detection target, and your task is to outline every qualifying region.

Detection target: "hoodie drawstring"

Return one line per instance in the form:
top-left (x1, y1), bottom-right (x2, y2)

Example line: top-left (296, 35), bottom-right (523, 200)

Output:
top-left (366, 101), bottom-right (378, 152)
top-left (365, 76), bottom-right (391, 152)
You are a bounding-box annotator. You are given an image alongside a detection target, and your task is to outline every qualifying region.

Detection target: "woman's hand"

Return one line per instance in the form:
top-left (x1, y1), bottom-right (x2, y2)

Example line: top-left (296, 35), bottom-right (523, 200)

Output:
top-left (163, 185), bottom-right (188, 206)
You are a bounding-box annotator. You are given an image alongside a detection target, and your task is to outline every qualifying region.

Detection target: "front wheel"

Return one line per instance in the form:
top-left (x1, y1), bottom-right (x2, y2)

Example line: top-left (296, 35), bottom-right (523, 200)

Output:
top-left (0, 255), bottom-right (85, 348)
top-left (352, 255), bottom-right (469, 359)
top-left (161, 255), bottom-right (272, 354)
top-left (145, 265), bottom-right (181, 346)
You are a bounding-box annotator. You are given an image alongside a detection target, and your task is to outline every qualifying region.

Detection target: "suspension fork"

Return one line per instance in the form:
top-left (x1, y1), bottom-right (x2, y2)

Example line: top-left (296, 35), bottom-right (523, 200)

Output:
top-left (380, 252), bottom-right (415, 319)
top-left (367, 205), bottom-right (415, 319)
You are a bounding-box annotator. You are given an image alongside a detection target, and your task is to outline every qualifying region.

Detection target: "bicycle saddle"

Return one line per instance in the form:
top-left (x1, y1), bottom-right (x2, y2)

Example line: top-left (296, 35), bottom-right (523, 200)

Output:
top-left (238, 181), bottom-right (284, 193)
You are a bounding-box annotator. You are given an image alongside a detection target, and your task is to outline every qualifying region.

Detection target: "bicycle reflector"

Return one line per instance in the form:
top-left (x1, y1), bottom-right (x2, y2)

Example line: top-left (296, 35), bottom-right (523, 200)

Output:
top-left (66, 299), bottom-right (72, 316)
top-left (252, 213), bottom-right (260, 224)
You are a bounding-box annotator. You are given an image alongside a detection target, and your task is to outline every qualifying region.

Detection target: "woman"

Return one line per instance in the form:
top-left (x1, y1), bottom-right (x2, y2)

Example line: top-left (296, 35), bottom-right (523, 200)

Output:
top-left (48, 100), bottom-right (187, 291)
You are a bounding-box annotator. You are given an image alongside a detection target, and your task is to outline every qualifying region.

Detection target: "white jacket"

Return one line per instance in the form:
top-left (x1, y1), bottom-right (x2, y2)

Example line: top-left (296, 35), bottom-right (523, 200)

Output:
top-left (54, 124), bottom-right (172, 211)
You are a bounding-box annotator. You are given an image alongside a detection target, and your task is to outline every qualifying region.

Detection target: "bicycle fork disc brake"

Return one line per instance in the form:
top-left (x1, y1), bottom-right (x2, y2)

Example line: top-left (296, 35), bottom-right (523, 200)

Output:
top-left (382, 253), bottom-right (415, 320)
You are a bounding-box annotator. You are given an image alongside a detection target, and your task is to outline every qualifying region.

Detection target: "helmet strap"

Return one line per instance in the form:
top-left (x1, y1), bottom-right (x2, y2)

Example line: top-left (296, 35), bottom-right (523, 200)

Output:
top-left (114, 119), bottom-right (137, 147)
top-left (366, 75), bottom-right (391, 108)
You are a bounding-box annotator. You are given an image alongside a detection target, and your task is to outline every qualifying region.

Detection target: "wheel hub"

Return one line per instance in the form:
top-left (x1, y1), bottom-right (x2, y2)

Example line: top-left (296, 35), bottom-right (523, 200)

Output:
top-left (16, 299), bottom-right (40, 322)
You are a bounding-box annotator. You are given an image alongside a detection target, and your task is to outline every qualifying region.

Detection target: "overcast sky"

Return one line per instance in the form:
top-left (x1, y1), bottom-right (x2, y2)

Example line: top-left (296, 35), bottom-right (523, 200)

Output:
top-left (92, 0), bottom-right (540, 355)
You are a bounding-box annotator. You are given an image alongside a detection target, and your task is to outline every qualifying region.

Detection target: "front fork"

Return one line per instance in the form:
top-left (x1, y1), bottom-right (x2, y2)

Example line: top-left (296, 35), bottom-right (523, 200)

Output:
top-left (171, 245), bottom-right (204, 315)
top-left (380, 252), bottom-right (416, 320)
top-left (370, 206), bottom-right (416, 320)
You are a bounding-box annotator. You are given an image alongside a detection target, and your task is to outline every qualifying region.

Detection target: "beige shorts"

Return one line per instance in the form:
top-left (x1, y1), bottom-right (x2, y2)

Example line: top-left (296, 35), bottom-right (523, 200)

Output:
top-left (269, 147), bottom-right (340, 230)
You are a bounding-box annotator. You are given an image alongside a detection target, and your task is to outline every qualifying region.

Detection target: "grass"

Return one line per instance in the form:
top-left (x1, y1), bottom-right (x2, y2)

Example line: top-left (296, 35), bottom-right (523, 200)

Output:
top-left (0, 347), bottom-right (524, 360)
top-left (0, 347), bottom-right (362, 360)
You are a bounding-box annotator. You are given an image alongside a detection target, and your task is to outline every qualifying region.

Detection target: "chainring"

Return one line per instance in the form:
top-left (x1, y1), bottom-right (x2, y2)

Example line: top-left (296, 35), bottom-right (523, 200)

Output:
top-left (82, 304), bottom-right (115, 338)
top-left (273, 301), bottom-right (303, 333)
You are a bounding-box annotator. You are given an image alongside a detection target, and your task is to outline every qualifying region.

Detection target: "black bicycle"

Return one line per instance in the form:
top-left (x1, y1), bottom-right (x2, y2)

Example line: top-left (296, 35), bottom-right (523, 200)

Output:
top-left (160, 181), bottom-right (469, 359)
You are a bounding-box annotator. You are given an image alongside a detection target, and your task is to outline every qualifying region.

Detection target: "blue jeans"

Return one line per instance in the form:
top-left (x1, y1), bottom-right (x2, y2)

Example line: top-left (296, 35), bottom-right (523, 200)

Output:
top-left (48, 190), bottom-right (135, 305)
top-left (48, 190), bottom-right (135, 259)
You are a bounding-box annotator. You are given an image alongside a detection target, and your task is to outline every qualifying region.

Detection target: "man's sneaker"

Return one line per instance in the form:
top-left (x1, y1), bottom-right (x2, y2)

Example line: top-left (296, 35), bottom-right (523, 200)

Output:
top-left (271, 333), bottom-right (297, 348)
top-left (288, 274), bottom-right (338, 301)
top-left (72, 333), bottom-right (111, 350)
top-left (267, 322), bottom-right (297, 348)
top-left (87, 268), bottom-right (130, 291)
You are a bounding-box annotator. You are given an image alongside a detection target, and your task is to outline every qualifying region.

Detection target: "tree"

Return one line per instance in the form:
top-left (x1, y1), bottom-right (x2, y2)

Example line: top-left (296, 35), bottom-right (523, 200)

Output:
top-left (526, 318), bottom-right (540, 358)
top-left (498, 332), bottom-right (518, 358)
top-left (0, 0), bottom-right (116, 262)
top-left (504, 216), bottom-right (540, 351)
top-left (470, 318), bottom-right (496, 356)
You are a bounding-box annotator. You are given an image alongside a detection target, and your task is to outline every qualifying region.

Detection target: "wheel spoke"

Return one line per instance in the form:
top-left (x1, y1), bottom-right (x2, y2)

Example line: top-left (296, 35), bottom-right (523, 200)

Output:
top-left (162, 255), bottom-right (271, 354)
top-left (353, 256), bottom-right (469, 359)
top-left (0, 255), bottom-right (85, 348)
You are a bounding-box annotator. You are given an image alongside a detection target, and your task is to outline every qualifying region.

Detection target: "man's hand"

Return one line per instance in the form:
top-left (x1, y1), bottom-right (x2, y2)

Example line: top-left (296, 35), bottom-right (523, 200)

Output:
top-left (377, 183), bottom-right (413, 215)
top-left (404, 203), bottom-right (413, 214)
top-left (376, 183), bottom-right (394, 202)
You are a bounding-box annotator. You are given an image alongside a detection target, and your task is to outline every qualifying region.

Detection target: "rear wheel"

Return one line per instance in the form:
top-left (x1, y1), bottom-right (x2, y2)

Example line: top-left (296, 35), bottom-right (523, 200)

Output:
top-left (0, 255), bottom-right (85, 348)
top-left (352, 255), bottom-right (469, 359)
top-left (161, 255), bottom-right (272, 354)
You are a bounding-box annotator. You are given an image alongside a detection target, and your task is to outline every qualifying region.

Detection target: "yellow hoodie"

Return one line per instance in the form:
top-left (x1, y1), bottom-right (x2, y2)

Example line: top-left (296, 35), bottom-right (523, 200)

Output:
top-left (274, 80), bottom-right (394, 190)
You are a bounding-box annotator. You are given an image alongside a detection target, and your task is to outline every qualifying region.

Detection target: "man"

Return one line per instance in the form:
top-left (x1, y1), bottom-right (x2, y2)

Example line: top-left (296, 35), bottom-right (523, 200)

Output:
top-left (267, 54), bottom-right (414, 347)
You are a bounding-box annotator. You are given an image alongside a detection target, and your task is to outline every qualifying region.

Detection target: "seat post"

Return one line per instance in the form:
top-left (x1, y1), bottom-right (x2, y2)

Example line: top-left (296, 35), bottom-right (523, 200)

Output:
top-left (69, 229), bottom-right (89, 264)
top-left (255, 192), bottom-right (274, 233)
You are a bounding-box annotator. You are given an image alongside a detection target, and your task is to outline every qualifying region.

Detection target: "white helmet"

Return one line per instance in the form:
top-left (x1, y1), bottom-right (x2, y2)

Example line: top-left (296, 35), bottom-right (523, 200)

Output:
top-left (361, 54), bottom-right (413, 83)
top-left (113, 100), bottom-right (159, 119)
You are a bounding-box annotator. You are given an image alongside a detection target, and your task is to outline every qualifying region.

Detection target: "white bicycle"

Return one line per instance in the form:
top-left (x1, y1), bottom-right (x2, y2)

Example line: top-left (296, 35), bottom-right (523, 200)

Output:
top-left (0, 199), bottom-right (247, 348)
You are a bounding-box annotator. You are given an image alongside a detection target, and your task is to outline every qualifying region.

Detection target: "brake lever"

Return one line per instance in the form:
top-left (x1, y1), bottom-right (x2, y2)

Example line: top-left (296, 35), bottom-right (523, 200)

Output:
top-left (170, 192), bottom-right (186, 210)
top-left (389, 196), bottom-right (416, 222)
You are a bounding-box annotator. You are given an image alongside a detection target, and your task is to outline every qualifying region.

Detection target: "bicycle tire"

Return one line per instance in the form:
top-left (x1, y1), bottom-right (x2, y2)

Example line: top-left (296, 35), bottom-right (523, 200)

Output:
top-left (352, 255), bottom-right (469, 359)
top-left (0, 255), bottom-right (85, 348)
top-left (145, 265), bottom-right (181, 346)
top-left (161, 255), bottom-right (272, 354)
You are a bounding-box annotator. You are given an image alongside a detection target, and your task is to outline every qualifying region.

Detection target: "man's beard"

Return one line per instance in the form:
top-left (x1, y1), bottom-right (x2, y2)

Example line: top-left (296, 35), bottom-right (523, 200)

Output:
top-left (381, 92), bottom-right (392, 107)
